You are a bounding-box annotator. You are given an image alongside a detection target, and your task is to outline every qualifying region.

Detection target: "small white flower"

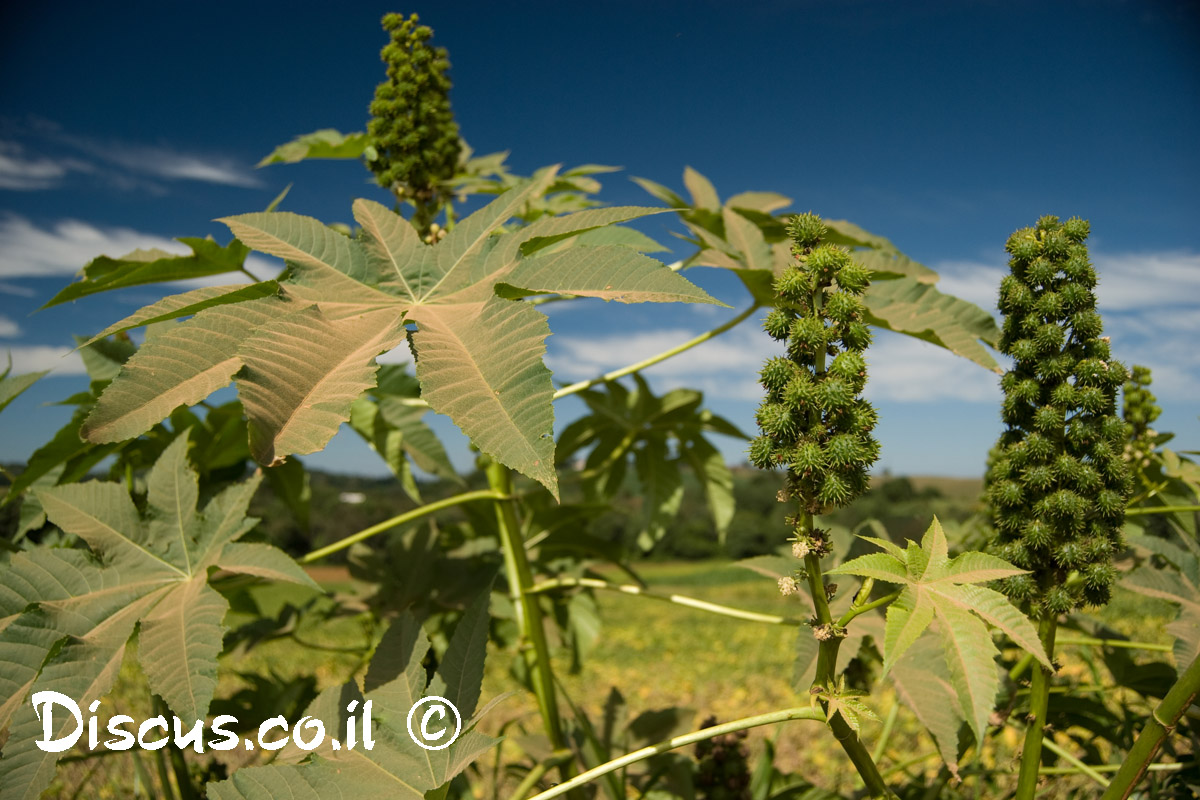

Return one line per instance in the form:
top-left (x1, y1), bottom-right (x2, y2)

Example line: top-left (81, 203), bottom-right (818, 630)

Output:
top-left (792, 540), bottom-right (810, 559)
top-left (778, 577), bottom-right (799, 597)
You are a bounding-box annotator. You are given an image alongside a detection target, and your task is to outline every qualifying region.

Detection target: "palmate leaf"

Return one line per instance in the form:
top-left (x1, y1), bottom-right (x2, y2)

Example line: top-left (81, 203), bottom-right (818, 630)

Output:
top-left (0, 362), bottom-right (46, 416)
top-left (0, 434), bottom-right (313, 800)
top-left (641, 167), bottom-right (1001, 371)
top-left (863, 278), bottom-right (1003, 374)
top-left (1123, 532), bottom-right (1200, 669)
top-left (829, 517), bottom-right (1049, 746)
top-left (257, 128), bottom-right (372, 166)
top-left (555, 375), bottom-right (744, 546)
top-left (83, 169), bottom-right (719, 497)
top-left (208, 591), bottom-right (502, 800)
top-left (41, 237), bottom-right (254, 309)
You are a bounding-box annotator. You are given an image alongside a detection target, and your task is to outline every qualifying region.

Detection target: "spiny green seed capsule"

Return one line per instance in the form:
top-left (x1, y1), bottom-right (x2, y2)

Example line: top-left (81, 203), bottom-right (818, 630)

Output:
top-left (1122, 365), bottom-right (1161, 471)
top-left (368, 13), bottom-right (462, 231)
top-left (750, 212), bottom-right (880, 559)
top-left (987, 216), bottom-right (1130, 615)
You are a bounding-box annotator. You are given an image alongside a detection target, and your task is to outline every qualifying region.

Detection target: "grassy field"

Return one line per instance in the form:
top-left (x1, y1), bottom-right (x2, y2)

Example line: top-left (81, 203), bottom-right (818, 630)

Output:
top-left (54, 556), bottom-right (1176, 798)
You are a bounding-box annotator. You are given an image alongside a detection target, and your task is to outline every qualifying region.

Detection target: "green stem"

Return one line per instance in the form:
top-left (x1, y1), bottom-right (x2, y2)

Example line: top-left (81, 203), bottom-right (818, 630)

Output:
top-left (150, 697), bottom-right (180, 800)
top-left (299, 489), bottom-right (508, 563)
top-left (1055, 636), bottom-right (1172, 653)
top-left (1040, 735), bottom-right (1109, 788)
top-left (838, 590), bottom-right (902, 627)
top-left (508, 751), bottom-right (573, 800)
top-left (1125, 504), bottom-right (1200, 516)
top-left (802, 544), bottom-right (895, 799)
top-left (872, 702), bottom-right (900, 764)
top-left (1014, 616), bottom-right (1059, 800)
top-left (1009, 652), bottom-right (1034, 682)
top-left (238, 266), bottom-right (261, 282)
top-left (486, 462), bottom-right (570, 765)
top-left (523, 707), bottom-right (826, 800)
top-left (880, 750), bottom-right (939, 780)
top-left (389, 303), bottom-right (759, 411)
top-left (527, 576), bottom-right (802, 625)
top-left (552, 304), bottom-right (759, 399)
top-left (1101, 650), bottom-right (1200, 799)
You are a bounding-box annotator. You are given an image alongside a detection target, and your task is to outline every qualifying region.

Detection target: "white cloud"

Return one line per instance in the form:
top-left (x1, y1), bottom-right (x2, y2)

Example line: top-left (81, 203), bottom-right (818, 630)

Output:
top-left (547, 323), bottom-right (1006, 404)
top-left (547, 325), bottom-right (780, 401)
top-left (1091, 251), bottom-right (1200, 310)
top-left (0, 215), bottom-right (181, 277)
top-left (864, 332), bottom-right (1003, 403)
top-left (932, 249), bottom-right (1200, 313)
top-left (0, 281), bottom-right (36, 297)
top-left (0, 141), bottom-right (93, 191)
top-left (932, 249), bottom-right (1200, 402)
top-left (931, 259), bottom-right (1005, 311)
top-left (0, 215), bottom-right (280, 283)
top-left (377, 342), bottom-right (414, 366)
top-left (3, 345), bottom-right (86, 375)
top-left (95, 144), bottom-right (262, 188)
top-left (2, 123), bottom-right (262, 190)
top-left (0, 316), bottom-right (20, 337)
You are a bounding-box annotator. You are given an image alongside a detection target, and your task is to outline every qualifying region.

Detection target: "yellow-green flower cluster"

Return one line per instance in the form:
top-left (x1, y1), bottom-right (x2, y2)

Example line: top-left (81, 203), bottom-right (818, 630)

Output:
top-left (749, 213), bottom-right (879, 552)
top-left (367, 13), bottom-right (461, 231)
top-left (987, 215), bottom-right (1130, 614)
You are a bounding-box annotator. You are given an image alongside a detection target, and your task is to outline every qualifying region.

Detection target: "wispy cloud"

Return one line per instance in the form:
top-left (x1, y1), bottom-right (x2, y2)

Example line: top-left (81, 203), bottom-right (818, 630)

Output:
top-left (547, 323), bottom-right (1006, 404)
top-left (549, 246), bottom-right (1200, 405)
top-left (0, 281), bottom-right (36, 297)
top-left (2, 345), bottom-right (86, 376)
top-left (89, 142), bottom-right (263, 188)
top-left (932, 249), bottom-right (1200, 313)
top-left (0, 315), bottom-right (20, 337)
top-left (0, 214), bottom-right (279, 283)
top-left (932, 249), bottom-right (1200, 401)
top-left (0, 141), bottom-right (93, 191)
top-left (1, 121), bottom-right (262, 191)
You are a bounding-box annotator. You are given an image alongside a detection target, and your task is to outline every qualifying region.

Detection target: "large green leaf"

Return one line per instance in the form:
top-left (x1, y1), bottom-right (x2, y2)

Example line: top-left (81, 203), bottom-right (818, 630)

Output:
top-left (863, 278), bottom-right (1001, 373)
top-left (257, 128), bottom-right (372, 166)
top-left (0, 363), bottom-right (45, 416)
top-left (829, 517), bottom-right (1049, 746)
top-left (0, 434), bottom-right (312, 800)
top-left (207, 594), bottom-right (502, 800)
top-left (41, 237), bottom-right (253, 309)
top-left (83, 170), bottom-right (718, 496)
top-left (82, 298), bottom-right (285, 443)
top-left (640, 168), bottom-right (1001, 371)
top-left (80, 282), bottom-right (280, 347)
top-left (555, 375), bottom-right (744, 546)
top-left (1123, 533), bottom-right (1200, 669)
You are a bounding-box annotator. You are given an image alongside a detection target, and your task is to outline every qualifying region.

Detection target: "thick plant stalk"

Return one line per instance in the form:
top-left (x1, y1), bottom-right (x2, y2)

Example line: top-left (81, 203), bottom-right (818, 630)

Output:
top-left (745, 214), bottom-right (892, 798)
top-left (1015, 617), bottom-right (1059, 800)
top-left (486, 461), bottom-right (571, 763)
top-left (804, 544), bottom-right (896, 799)
top-left (1101, 651), bottom-right (1200, 799)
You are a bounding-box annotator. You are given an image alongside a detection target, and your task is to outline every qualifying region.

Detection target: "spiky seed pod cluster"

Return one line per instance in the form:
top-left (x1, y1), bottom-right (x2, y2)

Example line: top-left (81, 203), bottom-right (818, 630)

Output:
top-left (987, 216), bottom-right (1130, 615)
top-left (1122, 365), bottom-right (1161, 470)
top-left (694, 717), bottom-right (751, 800)
top-left (749, 213), bottom-right (880, 559)
top-left (368, 13), bottom-right (462, 231)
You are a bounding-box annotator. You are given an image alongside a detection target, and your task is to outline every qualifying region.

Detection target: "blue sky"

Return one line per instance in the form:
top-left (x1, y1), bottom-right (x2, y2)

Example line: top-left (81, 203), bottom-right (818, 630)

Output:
top-left (1, 0), bottom-right (1197, 478)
